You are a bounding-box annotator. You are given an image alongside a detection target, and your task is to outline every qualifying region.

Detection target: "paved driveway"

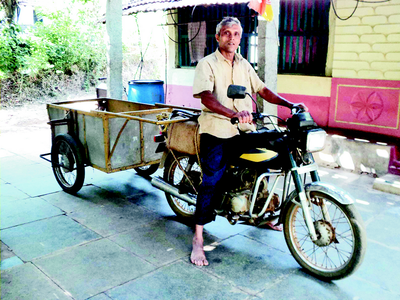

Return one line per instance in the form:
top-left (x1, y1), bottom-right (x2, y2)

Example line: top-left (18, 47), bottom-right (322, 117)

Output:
top-left (1, 104), bottom-right (400, 300)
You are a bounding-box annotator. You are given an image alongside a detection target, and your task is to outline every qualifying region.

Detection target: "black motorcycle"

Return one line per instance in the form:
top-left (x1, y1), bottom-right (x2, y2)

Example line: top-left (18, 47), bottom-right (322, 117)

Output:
top-left (151, 84), bottom-right (366, 280)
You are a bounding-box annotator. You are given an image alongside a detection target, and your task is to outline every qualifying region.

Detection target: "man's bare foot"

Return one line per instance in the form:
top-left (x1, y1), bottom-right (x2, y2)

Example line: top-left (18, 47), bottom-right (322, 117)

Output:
top-left (265, 221), bottom-right (283, 231)
top-left (191, 236), bottom-right (209, 266)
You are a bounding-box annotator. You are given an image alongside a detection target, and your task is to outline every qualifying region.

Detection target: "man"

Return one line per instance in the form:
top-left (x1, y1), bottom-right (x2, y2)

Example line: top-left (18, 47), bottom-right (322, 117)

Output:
top-left (191, 17), bottom-right (307, 266)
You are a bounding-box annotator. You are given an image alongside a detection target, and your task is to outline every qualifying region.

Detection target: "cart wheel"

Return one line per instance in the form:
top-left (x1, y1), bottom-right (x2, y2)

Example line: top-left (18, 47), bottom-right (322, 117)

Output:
top-left (134, 164), bottom-right (159, 176)
top-left (51, 134), bottom-right (85, 194)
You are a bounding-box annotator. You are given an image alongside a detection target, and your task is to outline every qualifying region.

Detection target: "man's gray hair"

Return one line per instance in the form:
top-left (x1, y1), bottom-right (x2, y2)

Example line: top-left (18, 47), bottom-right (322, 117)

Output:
top-left (216, 17), bottom-right (243, 36)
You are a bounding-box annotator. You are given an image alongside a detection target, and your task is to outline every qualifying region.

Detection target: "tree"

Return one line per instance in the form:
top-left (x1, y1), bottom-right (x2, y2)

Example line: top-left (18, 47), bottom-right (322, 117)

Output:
top-left (0, 0), bottom-right (18, 24)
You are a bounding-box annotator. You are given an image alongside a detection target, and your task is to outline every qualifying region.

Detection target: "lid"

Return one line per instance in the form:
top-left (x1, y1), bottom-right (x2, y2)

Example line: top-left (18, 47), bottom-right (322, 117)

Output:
top-left (128, 80), bottom-right (164, 84)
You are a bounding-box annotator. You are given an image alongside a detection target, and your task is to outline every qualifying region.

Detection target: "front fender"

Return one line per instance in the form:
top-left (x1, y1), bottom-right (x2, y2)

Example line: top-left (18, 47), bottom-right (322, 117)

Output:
top-left (305, 182), bottom-right (355, 205)
top-left (277, 182), bottom-right (354, 225)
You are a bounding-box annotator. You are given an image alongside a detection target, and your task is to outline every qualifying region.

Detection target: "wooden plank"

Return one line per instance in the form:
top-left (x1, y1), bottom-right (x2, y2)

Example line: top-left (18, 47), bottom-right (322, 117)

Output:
top-left (155, 103), bottom-right (201, 112)
top-left (121, 108), bottom-right (172, 116)
top-left (91, 111), bottom-right (159, 124)
top-left (103, 116), bottom-right (111, 172)
top-left (109, 119), bottom-right (130, 161)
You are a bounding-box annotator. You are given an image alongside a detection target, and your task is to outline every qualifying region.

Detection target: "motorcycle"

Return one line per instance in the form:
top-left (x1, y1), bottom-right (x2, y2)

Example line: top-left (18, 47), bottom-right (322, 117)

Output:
top-left (151, 84), bottom-right (367, 280)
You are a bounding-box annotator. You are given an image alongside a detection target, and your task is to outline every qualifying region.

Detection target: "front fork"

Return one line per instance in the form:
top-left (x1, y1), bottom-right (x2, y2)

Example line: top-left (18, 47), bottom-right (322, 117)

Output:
top-left (289, 153), bottom-right (319, 241)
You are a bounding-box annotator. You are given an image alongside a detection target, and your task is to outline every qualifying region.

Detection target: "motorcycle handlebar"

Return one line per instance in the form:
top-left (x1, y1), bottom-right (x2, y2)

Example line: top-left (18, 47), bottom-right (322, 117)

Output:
top-left (230, 112), bottom-right (261, 125)
top-left (230, 117), bottom-right (239, 124)
top-left (291, 106), bottom-right (306, 115)
top-left (230, 106), bottom-right (307, 124)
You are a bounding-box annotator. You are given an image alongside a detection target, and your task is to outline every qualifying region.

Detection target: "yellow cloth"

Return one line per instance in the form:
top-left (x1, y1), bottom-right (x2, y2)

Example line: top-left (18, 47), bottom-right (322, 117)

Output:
top-left (192, 49), bottom-right (265, 138)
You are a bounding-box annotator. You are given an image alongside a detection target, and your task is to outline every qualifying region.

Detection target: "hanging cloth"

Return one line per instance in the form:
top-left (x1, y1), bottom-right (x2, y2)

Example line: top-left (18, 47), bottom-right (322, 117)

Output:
top-left (188, 21), bottom-right (207, 63)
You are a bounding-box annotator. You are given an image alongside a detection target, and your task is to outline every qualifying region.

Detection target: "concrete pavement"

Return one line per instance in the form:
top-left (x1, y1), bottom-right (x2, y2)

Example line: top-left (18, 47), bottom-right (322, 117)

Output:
top-left (1, 105), bottom-right (400, 300)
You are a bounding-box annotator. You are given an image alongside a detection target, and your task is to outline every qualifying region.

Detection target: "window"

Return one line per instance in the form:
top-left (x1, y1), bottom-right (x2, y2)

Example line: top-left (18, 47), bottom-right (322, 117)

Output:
top-left (175, 4), bottom-right (258, 67)
top-left (278, 0), bottom-right (330, 76)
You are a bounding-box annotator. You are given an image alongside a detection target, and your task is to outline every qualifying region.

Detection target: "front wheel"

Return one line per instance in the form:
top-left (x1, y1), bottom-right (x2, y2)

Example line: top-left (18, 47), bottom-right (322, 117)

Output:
top-left (283, 191), bottom-right (367, 280)
top-left (51, 134), bottom-right (85, 194)
top-left (163, 152), bottom-right (200, 221)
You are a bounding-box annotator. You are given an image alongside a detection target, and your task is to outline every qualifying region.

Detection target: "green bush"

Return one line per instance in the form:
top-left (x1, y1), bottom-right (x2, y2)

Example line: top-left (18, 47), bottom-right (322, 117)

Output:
top-left (0, 24), bottom-right (32, 77)
top-left (0, 4), bottom-right (106, 106)
top-left (29, 10), bottom-right (105, 79)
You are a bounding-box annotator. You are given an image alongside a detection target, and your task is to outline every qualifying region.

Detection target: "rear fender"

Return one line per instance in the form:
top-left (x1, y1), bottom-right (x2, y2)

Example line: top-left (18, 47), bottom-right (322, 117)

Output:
top-left (278, 182), bottom-right (354, 225)
top-left (159, 150), bottom-right (170, 169)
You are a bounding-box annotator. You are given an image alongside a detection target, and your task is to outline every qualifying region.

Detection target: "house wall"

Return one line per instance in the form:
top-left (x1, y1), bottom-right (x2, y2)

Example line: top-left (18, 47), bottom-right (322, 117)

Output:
top-left (165, 11), bottom-right (199, 108)
top-left (278, 0), bottom-right (400, 141)
top-left (165, 2), bottom-right (400, 140)
top-left (332, 0), bottom-right (400, 80)
top-left (164, 68), bottom-right (198, 108)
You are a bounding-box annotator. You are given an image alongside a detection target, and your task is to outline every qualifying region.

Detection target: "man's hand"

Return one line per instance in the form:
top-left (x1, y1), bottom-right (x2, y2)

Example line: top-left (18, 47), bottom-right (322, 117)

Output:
top-left (232, 110), bottom-right (253, 124)
top-left (199, 91), bottom-right (254, 124)
top-left (258, 87), bottom-right (309, 113)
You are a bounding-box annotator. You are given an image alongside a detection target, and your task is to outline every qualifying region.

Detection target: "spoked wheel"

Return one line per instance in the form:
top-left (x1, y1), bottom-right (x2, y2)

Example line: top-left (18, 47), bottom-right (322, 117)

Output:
top-left (163, 152), bottom-right (200, 220)
top-left (284, 191), bottom-right (366, 280)
top-left (51, 133), bottom-right (85, 194)
top-left (134, 164), bottom-right (159, 176)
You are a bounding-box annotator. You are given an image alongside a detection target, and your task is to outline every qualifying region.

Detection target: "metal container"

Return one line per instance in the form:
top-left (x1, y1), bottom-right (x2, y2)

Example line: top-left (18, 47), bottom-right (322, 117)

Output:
top-left (46, 98), bottom-right (172, 173)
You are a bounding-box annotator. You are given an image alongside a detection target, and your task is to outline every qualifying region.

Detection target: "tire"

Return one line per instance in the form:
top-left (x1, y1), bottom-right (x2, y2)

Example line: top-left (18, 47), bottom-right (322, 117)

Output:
top-left (283, 191), bottom-right (367, 280)
top-left (134, 164), bottom-right (159, 176)
top-left (163, 152), bottom-right (200, 220)
top-left (51, 133), bottom-right (85, 194)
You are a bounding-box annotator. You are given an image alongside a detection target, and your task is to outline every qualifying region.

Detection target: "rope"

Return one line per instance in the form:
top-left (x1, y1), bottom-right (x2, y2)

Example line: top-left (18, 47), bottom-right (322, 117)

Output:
top-left (331, 0), bottom-right (359, 21)
top-left (170, 148), bottom-right (198, 195)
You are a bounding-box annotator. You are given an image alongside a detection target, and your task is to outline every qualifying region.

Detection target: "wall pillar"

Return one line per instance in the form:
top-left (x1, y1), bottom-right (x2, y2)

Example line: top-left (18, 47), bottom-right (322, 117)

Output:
top-left (257, 0), bottom-right (280, 116)
top-left (106, 0), bottom-right (123, 99)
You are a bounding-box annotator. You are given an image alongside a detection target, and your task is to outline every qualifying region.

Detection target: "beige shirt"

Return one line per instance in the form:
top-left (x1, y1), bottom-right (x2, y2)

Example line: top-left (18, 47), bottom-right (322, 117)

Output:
top-left (193, 49), bottom-right (266, 138)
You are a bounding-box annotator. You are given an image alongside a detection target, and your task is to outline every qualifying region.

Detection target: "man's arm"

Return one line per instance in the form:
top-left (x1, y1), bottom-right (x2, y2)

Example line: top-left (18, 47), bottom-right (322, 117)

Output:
top-left (199, 91), bottom-right (253, 123)
top-left (258, 87), bottom-right (308, 111)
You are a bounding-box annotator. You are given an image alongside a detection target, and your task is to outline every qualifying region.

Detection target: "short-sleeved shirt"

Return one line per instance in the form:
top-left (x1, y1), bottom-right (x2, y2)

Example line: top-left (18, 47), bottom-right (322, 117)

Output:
top-left (193, 49), bottom-right (266, 139)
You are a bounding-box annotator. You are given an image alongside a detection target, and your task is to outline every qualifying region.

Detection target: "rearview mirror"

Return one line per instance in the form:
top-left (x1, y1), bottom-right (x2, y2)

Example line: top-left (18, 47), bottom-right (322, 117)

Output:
top-left (227, 85), bottom-right (246, 99)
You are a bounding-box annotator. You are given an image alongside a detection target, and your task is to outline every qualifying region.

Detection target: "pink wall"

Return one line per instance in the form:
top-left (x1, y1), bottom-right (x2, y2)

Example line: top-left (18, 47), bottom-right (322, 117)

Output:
top-left (165, 79), bottom-right (400, 140)
top-left (278, 94), bottom-right (330, 127)
top-left (277, 79), bottom-right (400, 140)
top-left (166, 79), bottom-right (400, 174)
top-left (329, 78), bottom-right (400, 139)
top-left (165, 84), bottom-right (201, 109)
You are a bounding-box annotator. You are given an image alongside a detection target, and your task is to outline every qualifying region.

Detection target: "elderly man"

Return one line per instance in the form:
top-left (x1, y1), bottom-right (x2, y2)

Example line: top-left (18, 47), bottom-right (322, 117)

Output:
top-left (191, 16), bottom-right (306, 266)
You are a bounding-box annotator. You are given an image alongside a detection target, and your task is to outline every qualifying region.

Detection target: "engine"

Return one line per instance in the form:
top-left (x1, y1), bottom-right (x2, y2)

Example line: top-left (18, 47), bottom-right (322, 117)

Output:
top-left (225, 167), bottom-right (279, 215)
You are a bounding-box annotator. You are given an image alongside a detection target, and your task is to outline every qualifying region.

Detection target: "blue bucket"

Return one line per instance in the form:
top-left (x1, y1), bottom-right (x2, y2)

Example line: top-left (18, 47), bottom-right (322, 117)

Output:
top-left (127, 80), bottom-right (164, 104)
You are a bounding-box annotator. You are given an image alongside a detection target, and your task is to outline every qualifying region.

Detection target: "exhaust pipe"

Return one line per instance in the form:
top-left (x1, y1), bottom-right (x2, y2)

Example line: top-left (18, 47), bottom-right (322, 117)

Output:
top-left (151, 176), bottom-right (197, 206)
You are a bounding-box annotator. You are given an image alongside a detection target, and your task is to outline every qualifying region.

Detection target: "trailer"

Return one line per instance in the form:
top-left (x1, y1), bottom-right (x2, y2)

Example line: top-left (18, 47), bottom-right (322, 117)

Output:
top-left (41, 98), bottom-right (199, 193)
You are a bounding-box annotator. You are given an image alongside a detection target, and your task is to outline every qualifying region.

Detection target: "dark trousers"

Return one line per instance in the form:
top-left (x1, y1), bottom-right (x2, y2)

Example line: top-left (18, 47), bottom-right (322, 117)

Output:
top-left (195, 134), bottom-right (241, 225)
top-left (194, 130), bottom-right (287, 225)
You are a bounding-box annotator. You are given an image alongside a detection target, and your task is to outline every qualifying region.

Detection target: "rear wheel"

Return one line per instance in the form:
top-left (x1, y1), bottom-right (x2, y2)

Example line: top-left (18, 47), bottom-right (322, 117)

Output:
top-left (51, 134), bottom-right (85, 194)
top-left (163, 152), bottom-right (200, 220)
top-left (134, 164), bottom-right (159, 176)
top-left (283, 191), bottom-right (366, 280)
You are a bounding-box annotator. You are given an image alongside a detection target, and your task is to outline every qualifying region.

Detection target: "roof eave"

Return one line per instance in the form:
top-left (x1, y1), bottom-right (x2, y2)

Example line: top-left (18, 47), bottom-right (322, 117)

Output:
top-left (123, 0), bottom-right (250, 15)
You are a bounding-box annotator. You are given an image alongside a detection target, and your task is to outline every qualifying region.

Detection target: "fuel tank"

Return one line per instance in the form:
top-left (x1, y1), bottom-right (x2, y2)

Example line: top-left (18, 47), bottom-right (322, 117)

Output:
top-left (238, 148), bottom-right (278, 163)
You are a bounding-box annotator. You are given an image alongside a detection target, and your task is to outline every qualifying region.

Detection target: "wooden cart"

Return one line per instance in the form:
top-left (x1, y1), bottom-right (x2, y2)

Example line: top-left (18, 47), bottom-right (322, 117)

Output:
top-left (41, 98), bottom-right (199, 193)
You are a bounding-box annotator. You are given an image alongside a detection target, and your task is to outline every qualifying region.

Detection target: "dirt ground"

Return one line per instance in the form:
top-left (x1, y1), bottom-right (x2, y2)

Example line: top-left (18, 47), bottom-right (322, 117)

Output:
top-left (0, 90), bottom-right (95, 134)
top-left (0, 103), bottom-right (50, 134)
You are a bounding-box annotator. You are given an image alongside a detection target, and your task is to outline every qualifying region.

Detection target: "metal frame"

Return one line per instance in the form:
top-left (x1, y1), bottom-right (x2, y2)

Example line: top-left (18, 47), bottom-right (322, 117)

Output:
top-left (45, 98), bottom-right (200, 174)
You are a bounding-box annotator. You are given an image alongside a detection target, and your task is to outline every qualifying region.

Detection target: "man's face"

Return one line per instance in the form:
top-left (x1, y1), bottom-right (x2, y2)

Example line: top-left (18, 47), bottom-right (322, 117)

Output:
top-left (216, 24), bottom-right (242, 54)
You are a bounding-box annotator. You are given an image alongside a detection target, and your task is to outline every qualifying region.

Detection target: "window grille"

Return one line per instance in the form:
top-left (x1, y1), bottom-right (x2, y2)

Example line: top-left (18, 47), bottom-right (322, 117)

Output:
top-left (278, 0), bottom-right (330, 76)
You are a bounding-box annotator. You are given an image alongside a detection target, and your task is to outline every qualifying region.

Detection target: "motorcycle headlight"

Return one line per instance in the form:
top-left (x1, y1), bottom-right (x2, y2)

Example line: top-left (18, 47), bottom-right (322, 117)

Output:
top-left (306, 129), bottom-right (327, 152)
